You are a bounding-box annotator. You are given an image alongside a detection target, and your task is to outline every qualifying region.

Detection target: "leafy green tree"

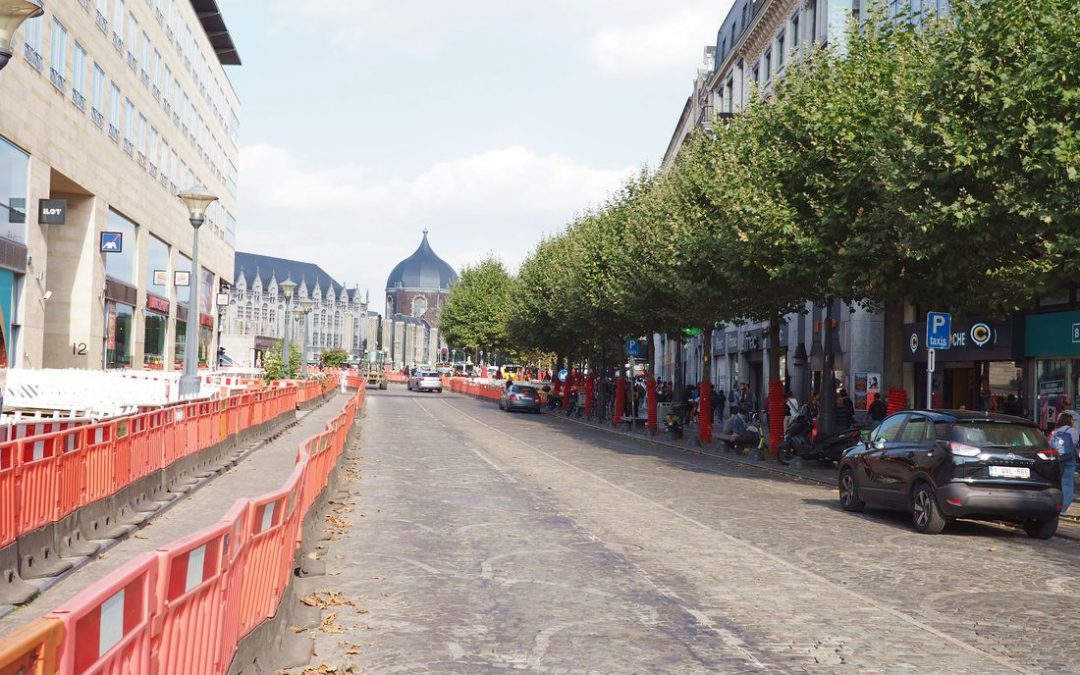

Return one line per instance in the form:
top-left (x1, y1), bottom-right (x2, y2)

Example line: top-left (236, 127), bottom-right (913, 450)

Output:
top-left (441, 257), bottom-right (515, 356)
top-left (319, 347), bottom-right (350, 368)
top-left (263, 339), bottom-right (301, 381)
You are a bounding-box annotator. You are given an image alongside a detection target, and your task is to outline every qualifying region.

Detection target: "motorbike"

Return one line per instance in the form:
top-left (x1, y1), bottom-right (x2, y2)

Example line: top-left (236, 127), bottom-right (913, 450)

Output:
top-left (777, 405), bottom-right (863, 466)
top-left (664, 413), bottom-right (684, 439)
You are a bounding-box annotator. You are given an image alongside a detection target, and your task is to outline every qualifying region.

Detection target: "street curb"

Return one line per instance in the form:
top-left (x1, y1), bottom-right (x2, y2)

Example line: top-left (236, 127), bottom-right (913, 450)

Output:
top-left (540, 409), bottom-right (1080, 541)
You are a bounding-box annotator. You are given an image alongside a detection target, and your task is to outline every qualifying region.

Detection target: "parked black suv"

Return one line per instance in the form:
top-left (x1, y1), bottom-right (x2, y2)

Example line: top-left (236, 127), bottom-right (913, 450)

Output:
top-left (838, 410), bottom-right (1063, 538)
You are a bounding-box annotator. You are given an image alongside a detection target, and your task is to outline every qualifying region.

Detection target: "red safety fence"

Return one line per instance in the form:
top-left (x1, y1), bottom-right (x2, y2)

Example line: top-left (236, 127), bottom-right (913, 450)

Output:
top-left (443, 377), bottom-right (503, 401)
top-left (0, 383), bottom-right (312, 565)
top-left (0, 385), bottom-right (366, 675)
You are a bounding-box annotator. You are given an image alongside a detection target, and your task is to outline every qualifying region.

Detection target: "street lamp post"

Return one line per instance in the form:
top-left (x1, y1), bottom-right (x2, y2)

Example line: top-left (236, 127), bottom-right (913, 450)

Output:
top-left (279, 277), bottom-right (297, 377)
top-left (177, 186), bottom-right (218, 397)
top-left (297, 299), bottom-right (313, 378)
top-left (0, 1), bottom-right (43, 72)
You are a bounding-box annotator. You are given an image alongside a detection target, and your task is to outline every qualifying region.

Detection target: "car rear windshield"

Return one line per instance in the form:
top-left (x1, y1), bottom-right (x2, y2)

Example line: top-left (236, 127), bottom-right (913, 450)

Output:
top-left (422, 372), bottom-right (439, 377)
top-left (514, 386), bottom-right (538, 395)
top-left (949, 422), bottom-right (1045, 448)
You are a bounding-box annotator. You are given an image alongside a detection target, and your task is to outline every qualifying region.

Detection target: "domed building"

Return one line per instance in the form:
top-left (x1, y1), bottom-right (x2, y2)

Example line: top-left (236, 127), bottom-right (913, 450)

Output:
top-left (382, 231), bottom-right (458, 367)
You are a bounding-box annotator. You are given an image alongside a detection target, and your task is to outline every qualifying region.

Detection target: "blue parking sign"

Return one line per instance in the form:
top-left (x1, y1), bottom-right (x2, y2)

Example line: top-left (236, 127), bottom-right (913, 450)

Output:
top-left (626, 338), bottom-right (643, 357)
top-left (927, 311), bottom-right (951, 350)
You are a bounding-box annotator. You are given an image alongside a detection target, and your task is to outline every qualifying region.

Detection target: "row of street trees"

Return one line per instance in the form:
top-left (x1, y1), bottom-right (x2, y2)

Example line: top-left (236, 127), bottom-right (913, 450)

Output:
top-left (442, 0), bottom-right (1078, 447)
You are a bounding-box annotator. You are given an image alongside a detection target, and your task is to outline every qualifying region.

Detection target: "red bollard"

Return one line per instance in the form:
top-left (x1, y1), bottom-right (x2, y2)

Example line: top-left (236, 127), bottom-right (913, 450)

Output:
top-left (768, 379), bottom-right (786, 457)
top-left (699, 380), bottom-right (712, 444)
top-left (613, 377), bottom-right (625, 427)
top-left (584, 376), bottom-right (595, 418)
top-left (646, 377), bottom-right (658, 434)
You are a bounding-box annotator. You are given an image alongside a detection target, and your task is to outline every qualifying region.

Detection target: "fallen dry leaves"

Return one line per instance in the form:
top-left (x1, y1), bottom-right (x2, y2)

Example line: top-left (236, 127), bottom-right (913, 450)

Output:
top-left (301, 590), bottom-right (356, 609)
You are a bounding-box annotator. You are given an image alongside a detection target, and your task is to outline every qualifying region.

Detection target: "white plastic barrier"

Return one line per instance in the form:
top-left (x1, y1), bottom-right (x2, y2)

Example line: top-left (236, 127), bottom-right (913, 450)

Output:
top-left (2, 368), bottom-right (265, 418)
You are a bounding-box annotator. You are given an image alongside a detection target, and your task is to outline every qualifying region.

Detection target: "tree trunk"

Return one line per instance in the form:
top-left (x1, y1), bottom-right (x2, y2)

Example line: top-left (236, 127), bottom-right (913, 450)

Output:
top-left (699, 327), bottom-right (713, 445)
top-left (674, 334), bottom-right (685, 404)
top-left (766, 317), bottom-right (785, 455)
top-left (882, 299), bottom-right (909, 414)
top-left (818, 304), bottom-right (837, 435)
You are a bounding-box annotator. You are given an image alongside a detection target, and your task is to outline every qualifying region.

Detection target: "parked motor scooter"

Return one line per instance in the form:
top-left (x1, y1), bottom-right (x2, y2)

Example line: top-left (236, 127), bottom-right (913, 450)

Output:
top-left (777, 405), bottom-right (863, 466)
top-left (664, 408), bottom-right (684, 439)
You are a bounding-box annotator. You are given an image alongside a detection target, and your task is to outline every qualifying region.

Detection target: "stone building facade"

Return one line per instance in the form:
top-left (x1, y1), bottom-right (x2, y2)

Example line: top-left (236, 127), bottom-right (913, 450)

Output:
top-left (220, 252), bottom-right (369, 367)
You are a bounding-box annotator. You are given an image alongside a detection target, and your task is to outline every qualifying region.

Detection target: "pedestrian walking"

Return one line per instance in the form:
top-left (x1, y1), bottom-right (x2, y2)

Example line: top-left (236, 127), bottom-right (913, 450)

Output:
top-left (784, 390), bottom-right (799, 429)
top-left (868, 393), bottom-right (887, 423)
top-left (1050, 411), bottom-right (1077, 514)
top-left (836, 389), bottom-right (855, 430)
top-left (715, 388), bottom-right (727, 422)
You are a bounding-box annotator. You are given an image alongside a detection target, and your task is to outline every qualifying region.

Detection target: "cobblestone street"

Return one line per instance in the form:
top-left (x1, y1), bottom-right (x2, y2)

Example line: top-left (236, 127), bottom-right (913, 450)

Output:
top-left (299, 388), bottom-right (1080, 674)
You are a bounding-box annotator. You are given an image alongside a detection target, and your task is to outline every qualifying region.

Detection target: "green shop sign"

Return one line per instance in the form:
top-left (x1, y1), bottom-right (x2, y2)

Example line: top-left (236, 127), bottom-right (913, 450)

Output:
top-left (1025, 310), bottom-right (1080, 357)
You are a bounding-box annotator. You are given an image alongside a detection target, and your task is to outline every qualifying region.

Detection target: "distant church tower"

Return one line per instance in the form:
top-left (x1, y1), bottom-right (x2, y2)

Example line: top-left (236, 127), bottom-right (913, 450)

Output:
top-left (383, 230), bottom-right (458, 365)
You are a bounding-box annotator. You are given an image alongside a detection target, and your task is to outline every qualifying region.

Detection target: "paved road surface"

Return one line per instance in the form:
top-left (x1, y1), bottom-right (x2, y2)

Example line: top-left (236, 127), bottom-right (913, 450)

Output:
top-left (297, 388), bottom-right (1079, 674)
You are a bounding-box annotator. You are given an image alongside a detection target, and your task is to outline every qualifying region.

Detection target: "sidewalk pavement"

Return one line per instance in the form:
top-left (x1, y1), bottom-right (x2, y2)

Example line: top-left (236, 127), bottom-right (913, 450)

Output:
top-left (0, 392), bottom-right (352, 634)
top-left (546, 410), bottom-right (1080, 532)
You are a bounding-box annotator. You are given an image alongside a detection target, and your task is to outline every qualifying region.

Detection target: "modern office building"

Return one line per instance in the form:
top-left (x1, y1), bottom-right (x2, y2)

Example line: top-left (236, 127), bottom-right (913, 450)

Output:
top-left (220, 252), bottom-right (370, 367)
top-left (0, 0), bottom-right (241, 372)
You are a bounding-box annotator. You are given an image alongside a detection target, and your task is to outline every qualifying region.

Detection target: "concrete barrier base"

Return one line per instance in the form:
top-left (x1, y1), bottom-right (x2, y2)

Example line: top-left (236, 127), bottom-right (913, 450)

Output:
top-left (0, 542), bottom-right (39, 606)
top-left (16, 525), bottom-right (74, 580)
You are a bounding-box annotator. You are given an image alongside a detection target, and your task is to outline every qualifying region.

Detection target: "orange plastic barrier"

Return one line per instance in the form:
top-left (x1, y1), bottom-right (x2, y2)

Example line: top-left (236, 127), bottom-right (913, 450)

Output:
top-left (0, 617), bottom-right (63, 675)
top-left (0, 384), bottom-right (306, 572)
top-left (0, 385), bottom-right (366, 675)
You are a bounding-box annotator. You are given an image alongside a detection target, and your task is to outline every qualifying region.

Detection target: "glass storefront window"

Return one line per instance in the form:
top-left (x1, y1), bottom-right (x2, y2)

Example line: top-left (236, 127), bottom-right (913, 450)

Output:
top-left (174, 319), bottom-right (186, 369)
top-left (144, 311), bottom-right (167, 368)
top-left (104, 210), bottom-right (138, 284)
top-left (146, 234), bottom-right (170, 295)
top-left (1, 136), bottom-right (29, 244)
top-left (199, 325), bottom-right (211, 366)
top-left (106, 302), bottom-right (134, 368)
top-left (1036, 359), bottom-right (1070, 431)
top-left (176, 253), bottom-right (191, 304)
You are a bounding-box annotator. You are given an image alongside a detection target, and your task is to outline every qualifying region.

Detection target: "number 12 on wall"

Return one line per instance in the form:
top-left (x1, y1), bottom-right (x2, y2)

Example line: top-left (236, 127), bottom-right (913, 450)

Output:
top-left (72, 342), bottom-right (87, 355)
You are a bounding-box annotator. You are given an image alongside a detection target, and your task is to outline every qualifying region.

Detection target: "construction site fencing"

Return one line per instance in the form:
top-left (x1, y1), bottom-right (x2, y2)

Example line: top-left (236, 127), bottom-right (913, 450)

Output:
top-left (0, 384), bottom-right (364, 675)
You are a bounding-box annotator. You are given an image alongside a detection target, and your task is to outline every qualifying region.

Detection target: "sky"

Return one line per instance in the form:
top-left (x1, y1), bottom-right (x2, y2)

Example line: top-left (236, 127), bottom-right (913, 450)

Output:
top-left (223, 0), bottom-right (735, 304)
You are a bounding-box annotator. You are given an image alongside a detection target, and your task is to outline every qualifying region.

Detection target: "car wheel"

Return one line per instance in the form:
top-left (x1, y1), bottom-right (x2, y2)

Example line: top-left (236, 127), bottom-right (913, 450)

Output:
top-left (838, 468), bottom-right (865, 513)
top-left (911, 482), bottom-right (946, 534)
top-left (1023, 517), bottom-right (1058, 539)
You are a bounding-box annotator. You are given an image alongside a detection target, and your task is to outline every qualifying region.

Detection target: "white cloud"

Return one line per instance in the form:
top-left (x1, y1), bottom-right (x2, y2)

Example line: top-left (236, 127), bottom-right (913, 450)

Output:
top-left (588, 3), bottom-right (734, 78)
top-left (238, 144), bottom-right (635, 299)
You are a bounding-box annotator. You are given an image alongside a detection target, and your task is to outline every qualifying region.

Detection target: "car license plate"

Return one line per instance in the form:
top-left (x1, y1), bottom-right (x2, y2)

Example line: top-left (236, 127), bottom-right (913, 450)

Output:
top-left (988, 466), bottom-right (1030, 479)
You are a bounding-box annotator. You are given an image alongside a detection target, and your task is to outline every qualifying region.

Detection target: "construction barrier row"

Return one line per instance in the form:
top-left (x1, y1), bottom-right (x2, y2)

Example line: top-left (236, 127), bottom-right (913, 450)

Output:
top-left (443, 377), bottom-right (503, 401)
top-left (0, 374), bottom-right (340, 608)
top-left (0, 383), bottom-right (365, 675)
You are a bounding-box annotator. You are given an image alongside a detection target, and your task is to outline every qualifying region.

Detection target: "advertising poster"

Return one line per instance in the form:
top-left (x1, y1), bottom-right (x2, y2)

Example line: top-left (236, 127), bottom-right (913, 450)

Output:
top-left (853, 372), bottom-right (868, 410)
top-left (865, 372), bottom-right (881, 410)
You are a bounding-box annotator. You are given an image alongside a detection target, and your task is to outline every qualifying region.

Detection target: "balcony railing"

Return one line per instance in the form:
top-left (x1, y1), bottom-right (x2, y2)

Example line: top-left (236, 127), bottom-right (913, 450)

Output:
top-left (140, 71), bottom-right (149, 87)
top-left (159, 173), bottom-right (168, 188)
top-left (77, 0), bottom-right (90, 9)
top-left (91, 108), bottom-right (104, 127)
top-left (136, 151), bottom-right (146, 167)
top-left (122, 138), bottom-right (134, 155)
top-left (49, 68), bottom-right (66, 93)
top-left (112, 33), bottom-right (123, 53)
top-left (172, 112), bottom-right (179, 127)
top-left (95, 11), bottom-right (108, 33)
top-left (23, 44), bottom-right (42, 72)
top-left (149, 163), bottom-right (158, 177)
top-left (127, 53), bottom-right (136, 71)
top-left (108, 124), bottom-right (120, 142)
top-left (165, 27), bottom-right (173, 42)
top-left (163, 100), bottom-right (170, 115)
top-left (152, 85), bottom-right (160, 101)
top-left (72, 89), bottom-right (86, 111)
top-left (154, 9), bottom-right (163, 24)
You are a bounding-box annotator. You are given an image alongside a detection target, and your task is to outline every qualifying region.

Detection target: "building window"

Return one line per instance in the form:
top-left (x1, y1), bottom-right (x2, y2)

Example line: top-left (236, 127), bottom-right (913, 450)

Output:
top-left (792, 14), bottom-right (800, 48)
top-left (752, 65), bottom-right (760, 86)
top-left (72, 43), bottom-right (88, 106)
top-left (92, 64), bottom-right (106, 123)
top-left (49, 19), bottom-right (68, 90)
top-left (22, 9), bottom-right (43, 69)
top-left (777, 31), bottom-right (785, 68)
top-left (144, 311), bottom-right (167, 367)
top-left (764, 50), bottom-right (771, 80)
top-left (108, 82), bottom-right (121, 140)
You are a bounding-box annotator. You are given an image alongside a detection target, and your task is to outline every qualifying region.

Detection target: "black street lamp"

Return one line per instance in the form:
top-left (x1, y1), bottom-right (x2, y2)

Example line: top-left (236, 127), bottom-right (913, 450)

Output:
top-left (0, 1), bottom-right (43, 72)
top-left (177, 185), bottom-right (219, 396)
